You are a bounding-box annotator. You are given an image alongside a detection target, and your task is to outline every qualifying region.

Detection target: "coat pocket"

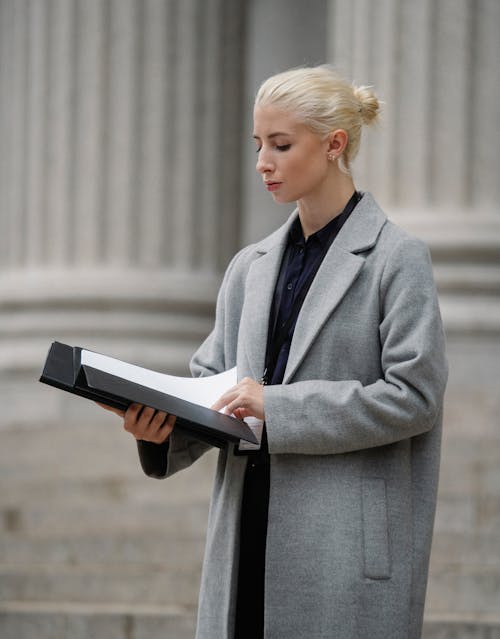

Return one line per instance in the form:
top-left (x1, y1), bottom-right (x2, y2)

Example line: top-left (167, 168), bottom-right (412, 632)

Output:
top-left (361, 478), bottom-right (391, 579)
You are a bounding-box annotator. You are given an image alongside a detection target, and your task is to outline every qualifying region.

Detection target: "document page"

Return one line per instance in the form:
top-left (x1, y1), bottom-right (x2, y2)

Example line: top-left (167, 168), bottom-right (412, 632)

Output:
top-left (80, 350), bottom-right (237, 409)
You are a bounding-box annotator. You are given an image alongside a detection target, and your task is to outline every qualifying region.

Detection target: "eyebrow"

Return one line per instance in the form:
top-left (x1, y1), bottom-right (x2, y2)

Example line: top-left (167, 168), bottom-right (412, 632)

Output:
top-left (252, 132), bottom-right (291, 141)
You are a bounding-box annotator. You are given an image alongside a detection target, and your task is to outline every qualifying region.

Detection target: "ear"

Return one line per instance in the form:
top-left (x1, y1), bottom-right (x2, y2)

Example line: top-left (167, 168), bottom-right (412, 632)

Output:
top-left (327, 129), bottom-right (349, 156)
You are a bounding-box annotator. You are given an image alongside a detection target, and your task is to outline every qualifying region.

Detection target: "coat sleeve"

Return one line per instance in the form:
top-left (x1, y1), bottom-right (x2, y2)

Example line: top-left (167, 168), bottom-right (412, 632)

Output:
top-left (136, 249), bottom-right (246, 478)
top-left (264, 236), bottom-right (448, 455)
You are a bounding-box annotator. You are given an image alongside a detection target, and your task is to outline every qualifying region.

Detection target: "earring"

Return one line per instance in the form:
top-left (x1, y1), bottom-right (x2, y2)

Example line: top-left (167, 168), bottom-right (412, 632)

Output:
top-left (328, 152), bottom-right (336, 162)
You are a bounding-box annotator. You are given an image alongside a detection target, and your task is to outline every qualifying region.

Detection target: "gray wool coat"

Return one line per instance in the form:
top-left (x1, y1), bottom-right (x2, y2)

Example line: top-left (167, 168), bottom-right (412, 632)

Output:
top-left (138, 193), bottom-right (448, 639)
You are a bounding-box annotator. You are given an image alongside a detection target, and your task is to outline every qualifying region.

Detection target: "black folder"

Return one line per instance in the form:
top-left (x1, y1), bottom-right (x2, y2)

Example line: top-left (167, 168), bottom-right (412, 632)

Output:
top-left (39, 341), bottom-right (258, 449)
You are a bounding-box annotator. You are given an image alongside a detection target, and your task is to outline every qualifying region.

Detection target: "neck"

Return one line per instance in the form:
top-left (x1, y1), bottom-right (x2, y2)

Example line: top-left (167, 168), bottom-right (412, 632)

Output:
top-left (298, 173), bottom-right (356, 239)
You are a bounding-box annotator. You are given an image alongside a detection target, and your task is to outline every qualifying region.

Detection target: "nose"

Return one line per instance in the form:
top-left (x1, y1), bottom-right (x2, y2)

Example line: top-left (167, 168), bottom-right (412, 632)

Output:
top-left (255, 148), bottom-right (274, 175)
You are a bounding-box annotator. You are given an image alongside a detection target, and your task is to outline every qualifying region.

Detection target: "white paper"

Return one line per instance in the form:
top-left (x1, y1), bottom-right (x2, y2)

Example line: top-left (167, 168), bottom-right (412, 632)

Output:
top-left (81, 349), bottom-right (237, 409)
top-left (237, 416), bottom-right (264, 451)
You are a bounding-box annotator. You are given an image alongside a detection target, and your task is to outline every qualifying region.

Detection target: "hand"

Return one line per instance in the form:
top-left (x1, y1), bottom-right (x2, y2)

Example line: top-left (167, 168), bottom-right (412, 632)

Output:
top-left (211, 377), bottom-right (265, 421)
top-left (96, 402), bottom-right (176, 444)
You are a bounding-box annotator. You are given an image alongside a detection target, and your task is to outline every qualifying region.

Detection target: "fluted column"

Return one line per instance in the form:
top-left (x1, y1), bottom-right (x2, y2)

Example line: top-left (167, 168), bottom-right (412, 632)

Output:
top-left (0, 0), bottom-right (245, 394)
top-left (327, 0), bottom-right (500, 627)
top-left (329, 0), bottom-right (500, 210)
top-left (327, 0), bottom-right (500, 335)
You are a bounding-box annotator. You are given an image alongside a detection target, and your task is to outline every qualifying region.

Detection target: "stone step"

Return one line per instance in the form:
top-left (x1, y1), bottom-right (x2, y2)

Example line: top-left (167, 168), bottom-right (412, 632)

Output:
top-left (423, 613), bottom-right (500, 639)
top-left (434, 493), bottom-right (500, 535)
top-left (0, 497), bottom-right (210, 537)
top-left (0, 601), bottom-right (197, 639)
top-left (4, 471), bottom-right (498, 539)
top-left (0, 602), bottom-right (499, 639)
top-left (431, 530), bottom-right (500, 566)
top-left (426, 563), bottom-right (500, 616)
top-left (0, 563), bottom-right (200, 606)
top-left (0, 420), bottom-right (139, 478)
top-left (3, 561), bottom-right (498, 621)
top-left (2, 544), bottom-right (497, 612)
top-left (0, 420), bottom-right (218, 482)
top-left (0, 531), bottom-right (204, 567)
top-left (0, 460), bottom-right (215, 511)
top-left (438, 435), bottom-right (500, 496)
top-left (4, 421), bottom-right (498, 504)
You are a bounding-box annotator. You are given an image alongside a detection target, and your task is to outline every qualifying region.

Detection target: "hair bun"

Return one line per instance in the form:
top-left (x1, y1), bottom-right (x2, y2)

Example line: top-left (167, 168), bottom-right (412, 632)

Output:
top-left (353, 85), bottom-right (380, 125)
top-left (255, 66), bottom-right (381, 173)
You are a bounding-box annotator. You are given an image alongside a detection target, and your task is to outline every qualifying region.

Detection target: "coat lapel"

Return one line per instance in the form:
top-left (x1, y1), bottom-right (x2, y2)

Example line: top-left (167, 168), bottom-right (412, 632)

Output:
top-left (283, 193), bottom-right (387, 383)
top-left (238, 193), bottom-right (387, 383)
top-left (282, 247), bottom-right (363, 383)
top-left (238, 219), bottom-right (293, 380)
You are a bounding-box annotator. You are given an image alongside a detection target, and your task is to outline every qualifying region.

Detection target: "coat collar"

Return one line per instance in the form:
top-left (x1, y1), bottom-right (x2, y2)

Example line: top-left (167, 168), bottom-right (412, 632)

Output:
top-left (253, 192), bottom-right (386, 255)
top-left (240, 193), bottom-right (387, 382)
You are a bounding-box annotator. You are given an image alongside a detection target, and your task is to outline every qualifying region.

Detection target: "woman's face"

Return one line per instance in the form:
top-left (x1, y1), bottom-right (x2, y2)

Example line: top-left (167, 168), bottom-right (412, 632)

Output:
top-left (253, 104), bottom-right (330, 204)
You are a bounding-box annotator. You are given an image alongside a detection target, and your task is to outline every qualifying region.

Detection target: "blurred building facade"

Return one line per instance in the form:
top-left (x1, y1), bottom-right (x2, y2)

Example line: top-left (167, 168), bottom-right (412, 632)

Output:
top-left (0, 0), bottom-right (499, 637)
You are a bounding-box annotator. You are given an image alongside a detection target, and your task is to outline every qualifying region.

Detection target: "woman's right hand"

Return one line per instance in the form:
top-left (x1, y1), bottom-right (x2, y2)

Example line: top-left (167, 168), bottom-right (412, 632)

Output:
top-left (96, 402), bottom-right (176, 444)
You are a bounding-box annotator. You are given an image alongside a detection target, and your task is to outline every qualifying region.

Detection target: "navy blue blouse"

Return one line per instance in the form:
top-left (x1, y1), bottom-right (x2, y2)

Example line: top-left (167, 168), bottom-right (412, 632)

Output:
top-left (265, 191), bottom-right (362, 386)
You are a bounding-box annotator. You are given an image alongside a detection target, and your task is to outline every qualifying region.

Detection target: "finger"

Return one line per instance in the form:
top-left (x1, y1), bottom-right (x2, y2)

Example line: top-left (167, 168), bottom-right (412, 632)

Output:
top-left (123, 403), bottom-right (145, 433)
top-left (165, 413), bottom-right (177, 429)
top-left (126, 403), bottom-right (143, 417)
top-left (131, 406), bottom-right (157, 438)
top-left (138, 408), bottom-right (173, 437)
top-left (141, 412), bottom-right (176, 443)
top-left (212, 378), bottom-right (258, 410)
top-left (222, 395), bottom-right (249, 416)
top-left (145, 410), bottom-right (169, 435)
top-left (211, 388), bottom-right (238, 412)
top-left (133, 406), bottom-right (159, 439)
top-left (223, 386), bottom-right (264, 421)
top-left (233, 408), bottom-right (244, 420)
top-left (233, 408), bottom-right (252, 420)
top-left (147, 413), bottom-right (177, 444)
top-left (138, 405), bottom-right (156, 425)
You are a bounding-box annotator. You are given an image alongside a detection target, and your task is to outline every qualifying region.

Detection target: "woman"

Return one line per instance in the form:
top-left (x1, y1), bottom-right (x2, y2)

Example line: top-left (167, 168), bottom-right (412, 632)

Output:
top-left (102, 66), bottom-right (447, 639)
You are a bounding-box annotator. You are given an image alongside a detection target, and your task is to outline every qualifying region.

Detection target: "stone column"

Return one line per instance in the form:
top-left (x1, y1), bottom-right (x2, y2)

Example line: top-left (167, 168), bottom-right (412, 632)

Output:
top-left (0, 0), bottom-right (245, 424)
top-left (327, 0), bottom-right (500, 334)
top-left (0, 5), bottom-right (246, 635)
top-left (241, 0), bottom-right (329, 244)
top-left (327, 0), bottom-right (500, 628)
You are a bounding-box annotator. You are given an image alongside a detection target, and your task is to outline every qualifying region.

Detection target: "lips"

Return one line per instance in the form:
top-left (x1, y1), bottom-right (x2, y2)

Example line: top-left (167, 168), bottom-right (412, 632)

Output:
top-left (264, 181), bottom-right (282, 192)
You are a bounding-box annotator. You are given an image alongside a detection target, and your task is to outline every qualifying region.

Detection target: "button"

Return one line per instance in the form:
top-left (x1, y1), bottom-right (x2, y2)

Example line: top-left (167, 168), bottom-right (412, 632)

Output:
top-left (287, 282), bottom-right (293, 290)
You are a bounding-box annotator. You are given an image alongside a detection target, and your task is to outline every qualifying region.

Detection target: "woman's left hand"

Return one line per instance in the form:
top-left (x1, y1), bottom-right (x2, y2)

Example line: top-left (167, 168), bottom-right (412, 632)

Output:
top-left (211, 377), bottom-right (265, 421)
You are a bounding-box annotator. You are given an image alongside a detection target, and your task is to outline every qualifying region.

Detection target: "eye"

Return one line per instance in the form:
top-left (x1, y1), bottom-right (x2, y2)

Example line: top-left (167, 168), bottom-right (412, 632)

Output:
top-left (255, 146), bottom-right (262, 153)
top-left (276, 144), bottom-right (291, 152)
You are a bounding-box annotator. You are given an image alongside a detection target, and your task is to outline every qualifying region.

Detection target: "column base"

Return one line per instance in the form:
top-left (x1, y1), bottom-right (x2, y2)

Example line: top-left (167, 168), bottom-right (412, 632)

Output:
top-left (0, 267), bottom-right (221, 428)
top-left (389, 211), bottom-right (500, 336)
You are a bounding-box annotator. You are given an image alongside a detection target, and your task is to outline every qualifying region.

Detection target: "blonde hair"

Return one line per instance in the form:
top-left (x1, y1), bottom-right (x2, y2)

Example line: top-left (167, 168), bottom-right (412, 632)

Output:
top-left (255, 65), bottom-right (380, 174)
